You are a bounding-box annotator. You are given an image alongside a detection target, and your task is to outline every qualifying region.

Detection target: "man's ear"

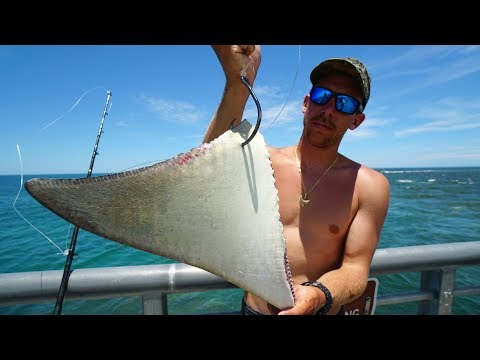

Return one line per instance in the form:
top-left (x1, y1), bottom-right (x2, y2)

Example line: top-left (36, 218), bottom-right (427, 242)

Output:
top-left (302, 94), bottom-right (309, 113)
top-left (349, 113), bottom-right (365, 130)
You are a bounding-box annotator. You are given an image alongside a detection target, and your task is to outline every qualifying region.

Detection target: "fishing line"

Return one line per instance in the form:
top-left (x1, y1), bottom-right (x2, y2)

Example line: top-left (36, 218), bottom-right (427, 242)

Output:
top-left (14, 86), bottom-right (108, 255)
top-left (121, 159), bottom-right (163, 172)
top-left (64, 224), bottom-right (73, 253)
top-left (107, 46), bottom-right (299, 174)
top-left (264, 45), bottom-right (301, 131)
top-left (241, 52), bottom-right (255, 78)
top-left (13, 144), bottom-right (66, 255)
top-left (41, 86), bottom-right (103, 132)
top-left (118, 46), bottom-right (299, 171)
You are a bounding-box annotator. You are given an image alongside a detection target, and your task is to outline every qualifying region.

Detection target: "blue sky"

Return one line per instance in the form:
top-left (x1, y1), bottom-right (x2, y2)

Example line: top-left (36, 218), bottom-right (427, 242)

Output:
top-left (1, 45), bottom-right (479, 175)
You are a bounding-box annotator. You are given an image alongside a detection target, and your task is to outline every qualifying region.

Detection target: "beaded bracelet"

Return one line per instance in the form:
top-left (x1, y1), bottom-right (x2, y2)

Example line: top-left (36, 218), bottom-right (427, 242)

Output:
top-left (301, 280), bottom-right (333, 315)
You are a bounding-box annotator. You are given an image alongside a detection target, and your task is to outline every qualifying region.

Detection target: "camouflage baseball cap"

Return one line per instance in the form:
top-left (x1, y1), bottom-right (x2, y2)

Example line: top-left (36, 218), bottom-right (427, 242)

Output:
top-left (310, 57), bottom-right (371, 110)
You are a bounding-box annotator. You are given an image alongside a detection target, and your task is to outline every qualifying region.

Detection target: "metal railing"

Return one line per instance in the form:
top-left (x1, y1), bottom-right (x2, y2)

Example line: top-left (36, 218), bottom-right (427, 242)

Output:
top-left (1, 241), bottom-right (479, 315)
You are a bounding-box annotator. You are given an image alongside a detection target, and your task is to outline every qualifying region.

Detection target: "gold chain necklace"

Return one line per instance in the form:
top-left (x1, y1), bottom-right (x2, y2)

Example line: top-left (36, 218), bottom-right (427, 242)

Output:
top-left (294, 145), bottom-right (339, 207)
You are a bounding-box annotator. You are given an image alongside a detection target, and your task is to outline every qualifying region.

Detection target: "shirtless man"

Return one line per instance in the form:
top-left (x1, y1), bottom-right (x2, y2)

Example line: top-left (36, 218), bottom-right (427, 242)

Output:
top-left (203, 45), bottom-right (390, 315)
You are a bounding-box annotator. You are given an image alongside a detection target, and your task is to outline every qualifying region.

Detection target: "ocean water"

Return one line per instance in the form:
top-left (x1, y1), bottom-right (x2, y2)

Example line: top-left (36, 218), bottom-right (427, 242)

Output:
top-left (0, 167), bottom-right (479, 315)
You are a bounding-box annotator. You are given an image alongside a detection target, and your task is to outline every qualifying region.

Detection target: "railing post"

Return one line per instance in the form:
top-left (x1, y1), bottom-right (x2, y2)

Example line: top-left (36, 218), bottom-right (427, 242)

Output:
top-left (142, 292), bottom-right (168, 315)
top-left (419, 268), bottom-right (455, 315)
top-left (437, 269), bottom-right (455, 315)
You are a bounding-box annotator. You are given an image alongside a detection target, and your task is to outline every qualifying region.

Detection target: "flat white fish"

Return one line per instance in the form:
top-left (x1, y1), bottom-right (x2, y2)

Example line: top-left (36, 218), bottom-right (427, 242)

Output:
top-left (25, 120), bottom-right (295, 310)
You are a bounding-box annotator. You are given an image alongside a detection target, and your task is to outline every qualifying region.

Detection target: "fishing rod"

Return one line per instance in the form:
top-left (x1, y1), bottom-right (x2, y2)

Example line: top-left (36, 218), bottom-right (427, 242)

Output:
top-left (53, 90), bottom-right (112, 315)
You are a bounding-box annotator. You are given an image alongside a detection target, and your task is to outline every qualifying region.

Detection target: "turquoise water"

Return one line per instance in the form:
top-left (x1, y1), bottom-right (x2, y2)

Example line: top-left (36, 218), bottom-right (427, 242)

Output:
top-left (1, 167), bottom-right (479, 315)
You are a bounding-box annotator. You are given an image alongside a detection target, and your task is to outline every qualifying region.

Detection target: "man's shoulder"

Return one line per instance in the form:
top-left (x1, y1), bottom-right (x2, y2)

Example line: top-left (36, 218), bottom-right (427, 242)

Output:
top-left (358, 165), bottom-right (390, 196)
top-left (266, 145), bottom-right (294, 159)
top-left (358, 165), bottom-right (389, 182)
top-left (357, 164), bottom-right (388, 182)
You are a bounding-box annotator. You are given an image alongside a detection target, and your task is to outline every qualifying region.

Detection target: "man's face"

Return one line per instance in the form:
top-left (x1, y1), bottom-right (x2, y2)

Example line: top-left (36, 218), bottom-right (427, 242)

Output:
top-left (302, 73), bottom-right (365, 148)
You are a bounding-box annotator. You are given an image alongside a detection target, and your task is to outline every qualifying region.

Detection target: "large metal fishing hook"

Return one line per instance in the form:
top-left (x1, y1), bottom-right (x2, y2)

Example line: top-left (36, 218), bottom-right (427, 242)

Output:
top-left (240, 75), bottom-right (262, 147)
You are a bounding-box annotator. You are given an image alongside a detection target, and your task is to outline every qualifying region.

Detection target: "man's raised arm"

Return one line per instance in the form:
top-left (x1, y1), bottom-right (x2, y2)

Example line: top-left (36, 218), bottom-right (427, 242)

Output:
top-left (203, 45), bottom-right (262, 143)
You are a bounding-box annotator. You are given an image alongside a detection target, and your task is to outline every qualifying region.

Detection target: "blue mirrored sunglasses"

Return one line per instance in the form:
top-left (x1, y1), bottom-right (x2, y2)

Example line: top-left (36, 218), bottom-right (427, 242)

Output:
top-left (309, 86), bottom-right (363, 115)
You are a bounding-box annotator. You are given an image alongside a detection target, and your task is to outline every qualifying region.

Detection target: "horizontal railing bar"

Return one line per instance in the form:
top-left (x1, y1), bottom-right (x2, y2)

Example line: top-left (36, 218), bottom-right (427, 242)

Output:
top-left (0, 241), bottom-right (479, 312)
top-left (0, 263), bottom-right (235, 306)
top-left (376, 291), bottom-right (435, 306)
top-left (369, 241), bottom-right (480, 275)
top-left (453, 286), bottom-right (480, 297)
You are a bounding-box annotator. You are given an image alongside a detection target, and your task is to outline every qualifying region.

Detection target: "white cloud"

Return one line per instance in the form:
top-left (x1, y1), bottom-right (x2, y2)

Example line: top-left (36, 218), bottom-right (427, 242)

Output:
top-left (115, 120), bottom-right (130, 128)
top-left (376, 46), bottom-right (480, 97)
top-left (137, 94), bottom-right (205, 124)
top-left (395, 96), bottom-right (480, 137)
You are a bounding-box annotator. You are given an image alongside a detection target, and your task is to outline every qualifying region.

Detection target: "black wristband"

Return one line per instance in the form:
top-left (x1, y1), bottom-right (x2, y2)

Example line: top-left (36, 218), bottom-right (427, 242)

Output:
top-left (301, 281), bottom-right (333, 315)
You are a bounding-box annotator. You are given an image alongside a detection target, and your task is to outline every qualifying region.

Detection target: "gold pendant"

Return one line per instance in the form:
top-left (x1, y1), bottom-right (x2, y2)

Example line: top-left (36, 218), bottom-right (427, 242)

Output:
top-left (299, 195), bottom-right (310, 207)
